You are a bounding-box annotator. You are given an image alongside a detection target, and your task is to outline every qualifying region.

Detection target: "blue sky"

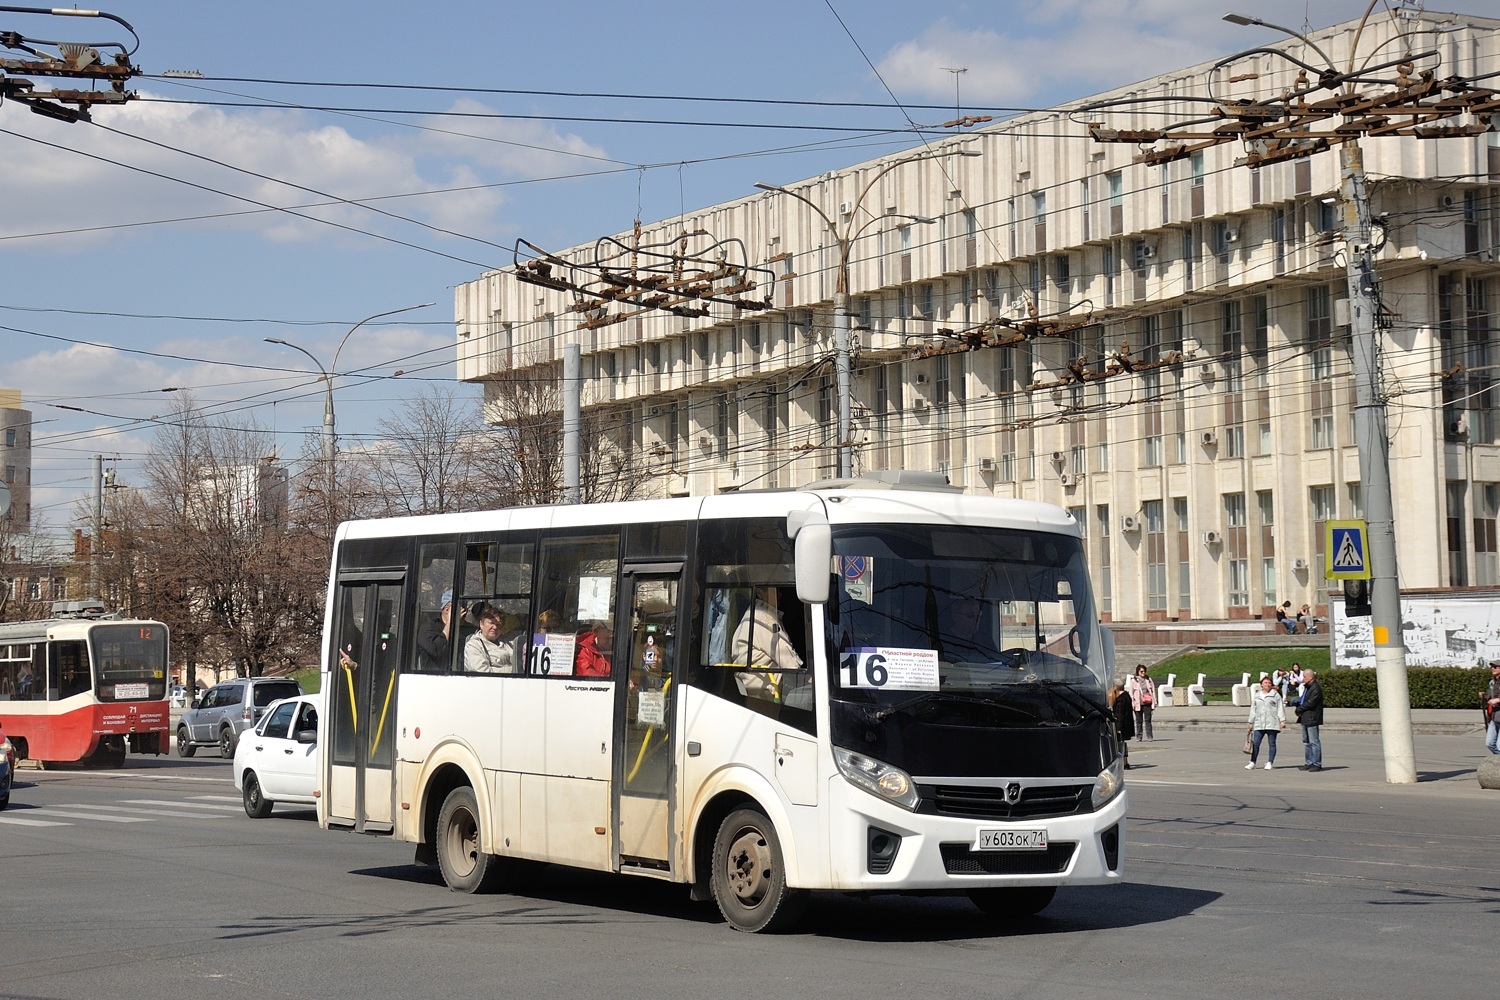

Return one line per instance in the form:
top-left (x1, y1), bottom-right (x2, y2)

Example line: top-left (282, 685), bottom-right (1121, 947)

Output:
top-left (2, 0), bottom-right (1391, 531)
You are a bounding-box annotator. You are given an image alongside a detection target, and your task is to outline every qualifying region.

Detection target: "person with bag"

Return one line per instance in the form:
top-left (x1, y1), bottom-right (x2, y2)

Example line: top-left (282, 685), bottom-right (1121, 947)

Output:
top-left (1244, 675), bottom-right (1286, 770)
top-left (1126, 663), bottom-right (1156, 742)
top-left (1109, 680), bottom-right (1134, 769)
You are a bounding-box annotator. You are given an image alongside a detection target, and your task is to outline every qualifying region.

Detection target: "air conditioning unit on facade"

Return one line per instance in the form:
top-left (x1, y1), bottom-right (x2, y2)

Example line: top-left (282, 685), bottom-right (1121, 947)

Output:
top-left (1224, 228), bottom-right (1240, 243)
top-left (1292, 557), bottom-right (1309, 571)
top-left (1051, 450), bottom-right (1067, 465)
top-left (979, 457), bottom-right (996, 472)
top-left (1059, 472), bottom-right (1078, 487)
top-left (1121, 514), bottom-right (1142, 533)
top-left (839, 200), bottom-right (854, 216)
top-left (1201, 430), bottom-right (1218, 446)
top-left (1203, 529), bottom-right (1223, 546)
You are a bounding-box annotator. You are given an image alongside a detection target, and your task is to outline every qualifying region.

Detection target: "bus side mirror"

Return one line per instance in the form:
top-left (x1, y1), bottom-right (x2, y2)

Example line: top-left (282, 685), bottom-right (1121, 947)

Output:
top-left (789, 511), bottom-right (831, 605)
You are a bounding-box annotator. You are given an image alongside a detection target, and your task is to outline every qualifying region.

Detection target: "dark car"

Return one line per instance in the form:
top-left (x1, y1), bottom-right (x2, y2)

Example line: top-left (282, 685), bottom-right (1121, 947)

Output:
top-left (177, 677), bottom-right (304, 759)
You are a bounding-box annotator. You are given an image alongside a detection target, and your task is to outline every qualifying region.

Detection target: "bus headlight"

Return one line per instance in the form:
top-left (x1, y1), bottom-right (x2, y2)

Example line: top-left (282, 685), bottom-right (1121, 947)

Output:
top-left (1091, 753), bottom-right (1125, 810)
top-left (834, 746), bottom-right (920, 811)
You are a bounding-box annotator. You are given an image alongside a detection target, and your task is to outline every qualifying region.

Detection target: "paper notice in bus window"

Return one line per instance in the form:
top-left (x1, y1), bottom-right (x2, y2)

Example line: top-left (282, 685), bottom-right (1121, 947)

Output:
top-left (530, 633), bottom-right (577, 676)
top-left (840, 555), bottom-right (874, 605)
top-left (839, 647), bottom-right (940, 690)
top-left (637, 689), bottom-right (666, 726)
top-left (577, 576), bottom-right (613, 620)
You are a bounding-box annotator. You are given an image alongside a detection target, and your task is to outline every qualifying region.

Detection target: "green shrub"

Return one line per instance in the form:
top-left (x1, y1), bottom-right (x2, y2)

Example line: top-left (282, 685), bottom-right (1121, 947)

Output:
top-left (1323, 666), bottom-right (1490, 710)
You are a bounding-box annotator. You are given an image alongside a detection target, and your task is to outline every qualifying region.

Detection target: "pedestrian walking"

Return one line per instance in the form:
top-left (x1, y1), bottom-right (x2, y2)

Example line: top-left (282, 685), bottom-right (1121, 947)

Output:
top-left (1244, 675), bottom-right (1287, 770)
top-left (1109, 680), bottom-right (1134, 769)
top-left (1126, 663), bottom-right (1156, 741)
top-left (1293, 667), bottom-right (1325, 771)
top-left (1483, 659), bottom-right (1500, 755)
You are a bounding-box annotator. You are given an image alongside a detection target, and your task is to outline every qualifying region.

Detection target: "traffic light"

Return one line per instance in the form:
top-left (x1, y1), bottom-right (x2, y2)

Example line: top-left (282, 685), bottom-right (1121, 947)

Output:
top-left (1343, 579), bottom-right (1371, 617)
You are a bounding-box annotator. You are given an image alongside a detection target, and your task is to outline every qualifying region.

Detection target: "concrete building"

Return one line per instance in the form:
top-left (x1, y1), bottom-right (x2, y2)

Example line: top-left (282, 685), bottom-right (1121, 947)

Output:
top-left (456, 10), bottom-right (1500, 624)
top-left (0, 389), bottom-right (31, 536)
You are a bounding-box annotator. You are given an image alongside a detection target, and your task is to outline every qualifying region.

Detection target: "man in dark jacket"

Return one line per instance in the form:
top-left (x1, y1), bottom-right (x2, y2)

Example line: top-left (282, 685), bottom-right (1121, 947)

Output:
top-left (1294, 667), bottom-right (1325, 771)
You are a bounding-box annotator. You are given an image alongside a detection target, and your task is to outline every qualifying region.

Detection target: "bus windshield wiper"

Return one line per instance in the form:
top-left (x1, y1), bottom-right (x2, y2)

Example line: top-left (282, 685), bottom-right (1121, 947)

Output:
top-left (873, 691), bottom-right (1042, 722)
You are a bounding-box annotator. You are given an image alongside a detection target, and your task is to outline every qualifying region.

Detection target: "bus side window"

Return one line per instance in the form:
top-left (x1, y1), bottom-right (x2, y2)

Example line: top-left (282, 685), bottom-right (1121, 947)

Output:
top-left (52, 640), bottom-right (90, 699)
top-left (412, 542), bottom-right (458, 674)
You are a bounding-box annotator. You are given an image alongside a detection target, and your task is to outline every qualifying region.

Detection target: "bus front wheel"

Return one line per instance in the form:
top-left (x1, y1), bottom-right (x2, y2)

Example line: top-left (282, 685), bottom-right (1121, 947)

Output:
top-left (968, 885), bottom-right (1057, 919)
top-left (435, 786), bottom-right (509, 894)
top-left (711, 807), bottom-right (807, 933)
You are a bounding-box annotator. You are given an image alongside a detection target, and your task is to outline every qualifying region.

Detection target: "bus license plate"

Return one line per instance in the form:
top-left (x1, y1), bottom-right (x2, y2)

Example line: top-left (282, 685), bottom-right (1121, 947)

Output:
top-left (976, 829), bottom-right (1047, 851)
top-left (115, 683), bottom-right (149, 699)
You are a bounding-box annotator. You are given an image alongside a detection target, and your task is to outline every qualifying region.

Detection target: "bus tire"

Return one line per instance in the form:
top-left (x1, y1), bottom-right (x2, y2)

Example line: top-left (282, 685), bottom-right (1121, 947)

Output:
top-left (711, 807), bottom-right (807, 933)
top-left (436, 786), bottom-right (508, 894)
top-left (967, 885), bottom-right (1057, 919)
top-left (218, 727), bottom-right (235, 759)
top-left (242, 771), bottom-right (273, 818)
top-left (176, 727), bottom-right (195, 758)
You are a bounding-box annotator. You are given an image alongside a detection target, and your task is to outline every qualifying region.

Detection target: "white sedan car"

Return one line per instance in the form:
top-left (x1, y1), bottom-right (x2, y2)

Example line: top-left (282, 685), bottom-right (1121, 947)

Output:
top-left (233, 693), bottom-right (321, 818)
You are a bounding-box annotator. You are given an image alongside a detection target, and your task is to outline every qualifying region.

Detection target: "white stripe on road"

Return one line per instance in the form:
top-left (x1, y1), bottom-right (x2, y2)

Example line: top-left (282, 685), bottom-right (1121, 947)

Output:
top-left (124, 798), bottom-right (243, 813)
top-left (28, 809), bottom-right (149, 823)
top-left (188, 795), bottom-right (242, 803)
top-left (58, 803), bottom-right (227, 820)
top-left (0, 815), bottom-right (70, 827)
top-left (1126, 779), bottom-right (1228, 787)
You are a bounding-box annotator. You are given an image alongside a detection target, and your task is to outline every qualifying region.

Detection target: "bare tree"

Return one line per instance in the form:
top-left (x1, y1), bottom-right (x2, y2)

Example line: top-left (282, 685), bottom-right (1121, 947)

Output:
top-left (356, 383), bottom-right (504, 517)
top-left (478, 361), bottom-right (652, 506)
top-left (129, 397), bottom-right (325, 678)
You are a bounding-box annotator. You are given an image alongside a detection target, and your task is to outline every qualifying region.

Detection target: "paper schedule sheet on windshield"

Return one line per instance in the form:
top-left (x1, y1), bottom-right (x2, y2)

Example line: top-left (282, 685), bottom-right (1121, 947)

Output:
top-left (839, 647), bottom-right (940, 690)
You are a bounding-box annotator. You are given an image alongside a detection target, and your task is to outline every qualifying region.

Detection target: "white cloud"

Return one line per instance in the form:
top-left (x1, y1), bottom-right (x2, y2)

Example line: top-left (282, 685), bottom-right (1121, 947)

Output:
top-left (876, 2), bottom-right (1392, 106)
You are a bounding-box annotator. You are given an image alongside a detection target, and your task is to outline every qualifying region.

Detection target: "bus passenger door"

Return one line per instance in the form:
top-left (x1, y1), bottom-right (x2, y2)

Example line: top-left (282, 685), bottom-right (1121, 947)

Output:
top-left (614, 568), bottom-right (681, 872)
top-left (326, 579), bottom-right (402, 833)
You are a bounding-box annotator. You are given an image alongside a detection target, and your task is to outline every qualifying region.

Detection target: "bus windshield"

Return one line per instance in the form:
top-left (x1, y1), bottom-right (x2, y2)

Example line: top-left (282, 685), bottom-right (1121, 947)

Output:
top-left (827, 524), bottom-right (1106, 715)
top-left (89, 623), bottom-right (168, 702)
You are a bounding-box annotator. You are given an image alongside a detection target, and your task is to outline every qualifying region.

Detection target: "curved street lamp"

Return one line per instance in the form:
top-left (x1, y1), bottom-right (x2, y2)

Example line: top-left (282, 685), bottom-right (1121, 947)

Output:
top-left (266, 301), bottom-right (433, 512)
top-left (756, 148), bottom-right (980, 478)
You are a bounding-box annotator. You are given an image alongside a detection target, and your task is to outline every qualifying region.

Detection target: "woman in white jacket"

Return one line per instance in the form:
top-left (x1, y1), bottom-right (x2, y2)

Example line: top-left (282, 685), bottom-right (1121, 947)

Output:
top-left (1245, 674), bottom-right (1287, 770)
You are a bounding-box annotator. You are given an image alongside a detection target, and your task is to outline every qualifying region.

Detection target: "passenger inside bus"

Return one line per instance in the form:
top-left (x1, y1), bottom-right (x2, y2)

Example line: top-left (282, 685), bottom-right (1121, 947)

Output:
top-left (416, 589), bottom-right (453, 671)
top-left (575, 620), bottom-right (613, 677)
top-left (731, 587), bottom-right (809, 709)
top-left (464, 604), bottom-right (517, 673)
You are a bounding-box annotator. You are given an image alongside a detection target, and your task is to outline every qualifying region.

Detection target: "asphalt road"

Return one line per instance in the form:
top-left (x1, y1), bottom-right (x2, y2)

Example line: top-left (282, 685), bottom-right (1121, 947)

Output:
top-left (1, 729), bottom-right (1494, 1000)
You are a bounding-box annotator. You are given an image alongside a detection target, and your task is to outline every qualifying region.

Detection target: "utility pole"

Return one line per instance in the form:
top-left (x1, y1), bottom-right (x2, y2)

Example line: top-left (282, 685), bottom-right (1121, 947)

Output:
top-left (91, 454), bottom-right (103, 601)
top-left (1340, 141), bottom-right (1416, 783)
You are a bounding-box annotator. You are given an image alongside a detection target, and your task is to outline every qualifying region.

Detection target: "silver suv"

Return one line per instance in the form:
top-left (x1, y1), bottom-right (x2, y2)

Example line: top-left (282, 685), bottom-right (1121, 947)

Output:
top-left (176, 677), bottom-right (303, 759)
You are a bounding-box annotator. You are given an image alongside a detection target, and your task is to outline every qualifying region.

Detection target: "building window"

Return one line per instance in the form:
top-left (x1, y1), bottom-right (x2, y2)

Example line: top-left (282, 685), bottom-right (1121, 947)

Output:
top-left (1225, 493), bottom-right (1249, 607)
top-left (1174, 497), bottom-right (1191, 612)
top-left (1476, 483), bottom-right (1499, 586)
top-left (1145, 500), bottom-right (1167, 611)
top-left (1311, 485), bottom-right (1336, 582)
top-left (1107, 171), bottom-right (1123, 236)
top-left (1096, 504), bottom-right (1112, 615)
top-left (1258, 490), bottom-right (1276, 607)
top-left (1308, 285), bottom-right (1336, 448)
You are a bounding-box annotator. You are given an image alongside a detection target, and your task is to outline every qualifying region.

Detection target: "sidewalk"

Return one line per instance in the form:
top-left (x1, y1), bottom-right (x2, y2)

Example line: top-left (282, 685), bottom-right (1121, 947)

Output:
top-left (1149, 702), bottom-right (1481, 735)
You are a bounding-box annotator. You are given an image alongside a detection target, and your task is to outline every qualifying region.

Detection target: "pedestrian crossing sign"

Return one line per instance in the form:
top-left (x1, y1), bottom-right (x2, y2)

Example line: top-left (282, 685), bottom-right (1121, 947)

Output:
top-left (1324, 519), bottom-right (1371, 580)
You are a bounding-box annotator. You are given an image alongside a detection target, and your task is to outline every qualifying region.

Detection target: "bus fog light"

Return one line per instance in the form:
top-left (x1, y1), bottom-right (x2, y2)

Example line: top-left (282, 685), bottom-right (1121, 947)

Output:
top-left (834, 746), bottom-right (919, 811)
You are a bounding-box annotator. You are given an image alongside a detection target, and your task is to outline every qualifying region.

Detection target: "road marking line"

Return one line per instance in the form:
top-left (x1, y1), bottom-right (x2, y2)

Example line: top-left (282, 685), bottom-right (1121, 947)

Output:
top-left (0, 816), bottom-right (70, 827)
top-left (188, 795), bottom-right (243, 803)
top-left (31, 809), bottom-right (150, 823)
top-left (1126, 779), bottom-right (1228, 787)
top-left (124, 798), bottom-right (242, 813)
top-left (58, 803), bottom-right (227, 820)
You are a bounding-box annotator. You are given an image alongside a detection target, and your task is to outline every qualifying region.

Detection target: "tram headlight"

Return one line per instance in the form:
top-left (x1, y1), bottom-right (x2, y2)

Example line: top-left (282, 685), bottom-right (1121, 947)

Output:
top-left (833, 746), bottom-right (920, 811)
top-left (1091, 753), bottom-right (1125, 810)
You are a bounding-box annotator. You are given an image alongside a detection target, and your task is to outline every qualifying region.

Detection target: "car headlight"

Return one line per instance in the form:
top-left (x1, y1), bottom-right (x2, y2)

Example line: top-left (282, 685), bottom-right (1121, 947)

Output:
top-left (833, 746), bottom-right (920, 811)
top-left (1091, 752), bottom-right (1125, 810)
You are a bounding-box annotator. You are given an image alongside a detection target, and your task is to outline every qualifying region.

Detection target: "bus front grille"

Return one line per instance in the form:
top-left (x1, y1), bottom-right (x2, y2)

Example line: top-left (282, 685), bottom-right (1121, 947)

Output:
top-left (922, 783), bottom-right (1090, 820)
top-left (939, 841), bottom-right (1077, 875)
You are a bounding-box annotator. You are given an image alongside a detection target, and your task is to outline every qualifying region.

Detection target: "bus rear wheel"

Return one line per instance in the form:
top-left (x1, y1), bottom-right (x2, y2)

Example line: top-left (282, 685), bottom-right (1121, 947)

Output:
top-left (435, 786), bottom-right (509, 894)
top-left (711, 807), bottom-right (807, 933)
top-left (967, 885), bottom-right (1057, 919)
top-left (176, 728), bottom-right (195, 758)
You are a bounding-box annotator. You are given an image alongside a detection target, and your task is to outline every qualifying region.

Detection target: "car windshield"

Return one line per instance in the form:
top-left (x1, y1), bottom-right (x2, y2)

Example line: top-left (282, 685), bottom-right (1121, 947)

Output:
top-left (826, 523), bottom-right (1106, 712)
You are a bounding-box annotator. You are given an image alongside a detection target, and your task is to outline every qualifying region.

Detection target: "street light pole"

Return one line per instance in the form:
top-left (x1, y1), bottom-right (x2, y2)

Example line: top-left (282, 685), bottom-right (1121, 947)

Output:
top-left (266, 301), bottom-right (432, 523)
top-left (756, 148), bottom-right (976, 479)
